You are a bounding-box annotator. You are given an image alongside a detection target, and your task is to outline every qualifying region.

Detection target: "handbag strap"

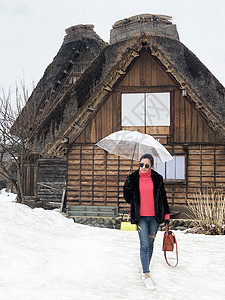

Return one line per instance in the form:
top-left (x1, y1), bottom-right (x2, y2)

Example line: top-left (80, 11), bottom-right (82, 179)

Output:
top-left (164, 224), bottom-right (178, 267)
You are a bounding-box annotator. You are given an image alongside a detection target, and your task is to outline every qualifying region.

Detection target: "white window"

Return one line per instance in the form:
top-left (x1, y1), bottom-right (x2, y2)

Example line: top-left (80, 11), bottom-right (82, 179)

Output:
top-left (153, 155), bottom-right (185, 181)
top-left (122, 93), bottom-right (144, 126)
top-left (146, 93), bottom-right (170, 126)
top-left (122, 93), bottom-right (170, 126)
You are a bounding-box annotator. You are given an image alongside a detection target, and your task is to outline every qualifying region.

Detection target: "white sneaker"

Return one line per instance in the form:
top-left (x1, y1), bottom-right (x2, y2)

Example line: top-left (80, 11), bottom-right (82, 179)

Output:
top-left (144, 277), bottom-right (156, 290)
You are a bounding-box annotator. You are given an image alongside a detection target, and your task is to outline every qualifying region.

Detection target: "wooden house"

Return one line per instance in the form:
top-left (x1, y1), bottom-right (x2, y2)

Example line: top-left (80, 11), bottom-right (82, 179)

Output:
top-left (16, 14), bottom-right (225, 217)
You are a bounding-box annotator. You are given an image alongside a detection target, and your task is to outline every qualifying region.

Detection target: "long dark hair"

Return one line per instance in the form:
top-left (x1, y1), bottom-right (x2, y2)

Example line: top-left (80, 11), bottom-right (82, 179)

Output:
top-left (140, 153), bottom-right (154, 167)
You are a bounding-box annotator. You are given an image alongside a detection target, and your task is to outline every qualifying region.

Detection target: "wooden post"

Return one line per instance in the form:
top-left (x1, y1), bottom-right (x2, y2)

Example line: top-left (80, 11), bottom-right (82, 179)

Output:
top-left (200, 145), bottom-right (202, 190)
top-left (91, 145), bottom-right (94, 205)
top-left (117, 155), bottom-right (120, 210)
top-left (104, 150), bottom-right (107, 205)
top-left (214, 145), bottom-right (216, 190)
top-left (79, 145), bottom-right (82, 204)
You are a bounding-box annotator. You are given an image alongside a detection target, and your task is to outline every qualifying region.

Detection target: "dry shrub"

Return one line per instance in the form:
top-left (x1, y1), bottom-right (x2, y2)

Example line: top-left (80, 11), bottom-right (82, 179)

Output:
top-left (187, 188), bottom-right (225, 235)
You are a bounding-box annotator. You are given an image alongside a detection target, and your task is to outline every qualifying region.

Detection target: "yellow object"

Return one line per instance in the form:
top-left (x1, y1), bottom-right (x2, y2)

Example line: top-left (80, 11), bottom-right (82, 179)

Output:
top-left (121, 221), bottom-right (137, 231)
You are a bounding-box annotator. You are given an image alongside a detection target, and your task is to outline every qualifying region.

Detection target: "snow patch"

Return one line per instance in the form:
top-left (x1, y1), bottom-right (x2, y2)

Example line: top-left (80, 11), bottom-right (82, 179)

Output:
top-left (0, 189), bottom-right (224, 299)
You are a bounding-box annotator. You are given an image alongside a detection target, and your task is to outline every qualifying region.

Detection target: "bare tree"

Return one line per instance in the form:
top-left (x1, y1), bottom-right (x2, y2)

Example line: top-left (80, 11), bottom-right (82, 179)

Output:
top-left (0, 82), bottom-right (30, 203)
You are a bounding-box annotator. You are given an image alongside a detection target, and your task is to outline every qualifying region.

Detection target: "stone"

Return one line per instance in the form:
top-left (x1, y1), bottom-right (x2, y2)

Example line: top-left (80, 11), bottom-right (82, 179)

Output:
top-left (103, 218), bottom-right (111, 225)
top-left (86, 218), bottom-right (93, 224)
top-left (175, 226), bottom-right (186, 231)
top-left (173, 220), bottom-right (180, 227)
top-left (184, 220), bottom-right (192, 228)
top-left (98, 218), bottom-right (104, 224)
top-left (178, 220), bottom-right (185, 226)
top-left (94, 223), bottom-right (102, 228)
top-left (111, 219), bottom-right (118, 225)
top-left (74, 217), bottom-right (83, 223)
top-left (70, 216), bottom-right (195, 231)
top-left (169, 225), bottom-right (176, 230)
top-left (90, 218), bottom-right (98, 225)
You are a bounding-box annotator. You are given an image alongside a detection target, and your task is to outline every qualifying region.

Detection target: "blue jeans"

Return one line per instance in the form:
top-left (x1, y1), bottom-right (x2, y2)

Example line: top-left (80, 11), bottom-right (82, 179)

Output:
top-left (137, 216), bottom-right (159, 273)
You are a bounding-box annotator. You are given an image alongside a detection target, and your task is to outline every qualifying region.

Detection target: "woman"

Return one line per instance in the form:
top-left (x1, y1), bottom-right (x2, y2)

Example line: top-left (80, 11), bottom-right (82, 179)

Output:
top-left (123, 153), bottom-right (170, 290)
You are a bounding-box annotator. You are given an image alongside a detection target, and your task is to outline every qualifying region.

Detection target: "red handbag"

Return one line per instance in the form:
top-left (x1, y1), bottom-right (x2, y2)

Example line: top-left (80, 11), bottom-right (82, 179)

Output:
top-left (162, 223), bottom-right (178, 267)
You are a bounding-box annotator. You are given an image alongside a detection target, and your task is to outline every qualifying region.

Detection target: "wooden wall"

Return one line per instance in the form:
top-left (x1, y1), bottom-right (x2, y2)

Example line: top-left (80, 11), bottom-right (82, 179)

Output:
top-left (66, 50), bottom-right (225, 211)
top-left (119, 50), bottom-right (175, 87)
top-left (67, 144), bottom-right (137, 210)
top-left (170, 90), bottom-right (219, 143)
top-left (37, 158), bottom-right (67, 205)
top-left (75, 92), bottom-right (219, 145)
top-left (75, 92), bottom-right (121, 144)
top-left (75, 51), bottom-right (219, 144)
top-left (24, 164), bottom-right (37, 196)
top-left (67, 144), bottom-right (225, 210)
top-left (163, 145), bottom-right (225, 205)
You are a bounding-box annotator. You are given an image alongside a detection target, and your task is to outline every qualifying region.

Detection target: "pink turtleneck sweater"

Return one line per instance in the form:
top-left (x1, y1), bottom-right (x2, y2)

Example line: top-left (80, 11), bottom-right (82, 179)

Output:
top-left (139, 169), bottom-right (170, 220)
top-left (139, 169), bottom-right (154, 216)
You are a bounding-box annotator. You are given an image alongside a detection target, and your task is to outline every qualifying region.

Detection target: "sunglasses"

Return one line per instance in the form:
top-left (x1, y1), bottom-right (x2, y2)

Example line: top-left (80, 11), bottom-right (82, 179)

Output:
top-left (139, 163), bottom-right (150, 169)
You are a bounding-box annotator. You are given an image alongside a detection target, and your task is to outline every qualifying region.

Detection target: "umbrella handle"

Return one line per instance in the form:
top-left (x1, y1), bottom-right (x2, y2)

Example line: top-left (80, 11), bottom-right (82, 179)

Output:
top-left (128, 142), bottom-right (137, 176)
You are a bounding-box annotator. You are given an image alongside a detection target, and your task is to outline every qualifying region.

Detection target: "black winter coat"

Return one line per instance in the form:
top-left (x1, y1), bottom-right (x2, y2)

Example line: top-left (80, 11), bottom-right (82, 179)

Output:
top-left (123, 169), bottom-right (170, 225)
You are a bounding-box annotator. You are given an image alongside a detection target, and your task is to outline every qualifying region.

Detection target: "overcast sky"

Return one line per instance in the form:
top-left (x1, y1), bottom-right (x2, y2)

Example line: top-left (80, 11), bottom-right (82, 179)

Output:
top-left (0, 0), bottom-right (224, 97)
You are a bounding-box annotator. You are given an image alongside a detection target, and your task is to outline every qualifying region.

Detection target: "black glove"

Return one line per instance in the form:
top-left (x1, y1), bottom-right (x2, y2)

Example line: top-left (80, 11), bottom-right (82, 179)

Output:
top-left (165, 219), bottom-right (170, 225)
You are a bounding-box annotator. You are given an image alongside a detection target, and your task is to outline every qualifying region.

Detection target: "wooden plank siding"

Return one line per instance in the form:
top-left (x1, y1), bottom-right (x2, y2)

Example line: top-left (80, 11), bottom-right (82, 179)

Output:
top-left (37, 158), bottom-right (67, 204)
top-left (67, 144), bottom-right (138, 210)
top-left (76, 92), bottom-right (121, 144)
top-left (67, 144), bottom-right (225, 210)
top-left (119, 50), bottom-right (175, 87)
top-left (66, 50), bottom-right (224, 211)
top-left (24, 164), bottom-right (37, 196)
top-left (170, 90), bottom-right (219, 143)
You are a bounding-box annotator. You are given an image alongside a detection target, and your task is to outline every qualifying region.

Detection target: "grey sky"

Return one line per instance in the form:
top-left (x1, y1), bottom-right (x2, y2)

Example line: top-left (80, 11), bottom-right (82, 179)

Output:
top-left (0, 0), bottom-right (224, 96)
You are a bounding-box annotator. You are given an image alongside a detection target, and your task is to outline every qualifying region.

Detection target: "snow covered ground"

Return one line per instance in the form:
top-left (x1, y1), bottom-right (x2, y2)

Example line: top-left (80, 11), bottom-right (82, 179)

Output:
top-left (0, 189), bottom-right (225, 300)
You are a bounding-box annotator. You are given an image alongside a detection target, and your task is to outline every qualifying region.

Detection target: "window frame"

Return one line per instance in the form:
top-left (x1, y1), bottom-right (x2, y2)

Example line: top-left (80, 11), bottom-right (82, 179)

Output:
top-left (121, 92), bottom-right (171, 127)
top-left (153, 153), bottom-right (187, 184)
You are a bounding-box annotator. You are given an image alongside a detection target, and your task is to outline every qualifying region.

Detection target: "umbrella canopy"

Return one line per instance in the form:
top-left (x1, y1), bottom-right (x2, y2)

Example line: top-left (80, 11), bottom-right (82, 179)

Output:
top-left (96, 130), bottom-right (173, 163)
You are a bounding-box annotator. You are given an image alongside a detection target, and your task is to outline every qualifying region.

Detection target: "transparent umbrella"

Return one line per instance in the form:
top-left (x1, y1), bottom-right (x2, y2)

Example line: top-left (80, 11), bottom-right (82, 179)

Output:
top-left (96, 130), bottom-right (173, 174)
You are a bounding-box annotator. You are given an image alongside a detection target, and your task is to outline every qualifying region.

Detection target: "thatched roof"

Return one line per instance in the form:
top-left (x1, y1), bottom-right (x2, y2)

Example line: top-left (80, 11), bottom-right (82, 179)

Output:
top-left (110, 14), bottom-right (179, 44)
top-left (30, 24), bottom-right (106, 107)
top-left (24, 14), bottom-right (225, 155)
top-left (152, 36), bottom-right (225, 125)
top-left (13, 24), bottom-right (106, 136)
